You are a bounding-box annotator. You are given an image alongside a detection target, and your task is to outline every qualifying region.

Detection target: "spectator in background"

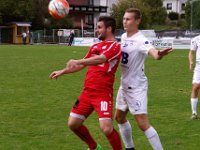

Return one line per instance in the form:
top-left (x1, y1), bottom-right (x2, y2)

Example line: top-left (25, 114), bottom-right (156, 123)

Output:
top-left (68, 30), bottom-right (75, 46)
top-left (22, 31), bottom-right (27, 45)
top-left (28, 31), bottom-right (33, 45)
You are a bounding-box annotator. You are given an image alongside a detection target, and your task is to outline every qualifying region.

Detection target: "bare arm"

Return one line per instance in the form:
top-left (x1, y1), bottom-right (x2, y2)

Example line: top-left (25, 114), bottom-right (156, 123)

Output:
top-left (50, 54), bottom-right (107, 79)
top-left (148, 48), bottom-right (172, 60)
top-left (188, 50), bottom-right (194, 71)
top-left (49, 65), bottom-right (85, 79)
top-left (67, 54), bottom-right (107, 69)
top-left (78, 54), bottom-right (107, 65)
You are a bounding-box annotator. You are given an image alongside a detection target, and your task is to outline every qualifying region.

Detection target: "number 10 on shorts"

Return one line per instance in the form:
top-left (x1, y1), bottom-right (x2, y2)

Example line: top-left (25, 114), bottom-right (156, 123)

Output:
top-left (101, 101), bottom-right (108, 111)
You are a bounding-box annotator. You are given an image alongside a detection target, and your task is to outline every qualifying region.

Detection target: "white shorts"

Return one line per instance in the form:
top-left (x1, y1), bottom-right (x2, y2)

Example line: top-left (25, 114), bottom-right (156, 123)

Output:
top-left (193, 63), bottom-right (200, 84)
top-left (116, 86), bottom-right (148, 115)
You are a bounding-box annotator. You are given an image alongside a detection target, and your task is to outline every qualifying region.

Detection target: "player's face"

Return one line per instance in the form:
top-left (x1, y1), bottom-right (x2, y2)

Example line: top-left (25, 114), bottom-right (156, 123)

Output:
top-left (95, 21), bottom-right (107, 41)
top-left (123, 12), bottom-right (140, 32)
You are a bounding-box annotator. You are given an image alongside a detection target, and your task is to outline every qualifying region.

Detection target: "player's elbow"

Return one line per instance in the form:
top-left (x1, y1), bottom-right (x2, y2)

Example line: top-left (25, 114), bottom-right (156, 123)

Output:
top-left (98, 55), bottom-right (107, 63)
top-left (92, 57), bottom-right (107, 65)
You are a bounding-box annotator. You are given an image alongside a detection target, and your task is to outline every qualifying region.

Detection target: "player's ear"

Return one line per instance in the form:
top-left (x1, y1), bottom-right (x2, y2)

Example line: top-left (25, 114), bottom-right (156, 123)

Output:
top-left (107, 26), bottom-right (112, 33)
top-left (136, 18), bottom-right (141, 26)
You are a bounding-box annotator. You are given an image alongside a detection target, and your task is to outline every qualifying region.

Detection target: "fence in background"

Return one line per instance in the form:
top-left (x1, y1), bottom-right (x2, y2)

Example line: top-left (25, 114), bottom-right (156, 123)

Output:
top-left (0, 29), bottom-right (200, 47)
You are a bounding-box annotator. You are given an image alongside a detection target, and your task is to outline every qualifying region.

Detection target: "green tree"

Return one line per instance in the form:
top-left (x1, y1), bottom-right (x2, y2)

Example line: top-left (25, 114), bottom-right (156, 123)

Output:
top-left (31, 0), bottom-right (50, 29)
top-left (168, 12), bottom-right (179, 20)
top-left (111, 0), bottom-right (150, 29)
top-left (185, 0), bottom-right (200, 30)
top-left (142, 0), bottom-right (167, 25)
top-left (30, 0), bottom-right (72, 29)
top-left (111, 0), bottom-right (167, 29)
top-left (0, 0), bottom-right (34, 23)
top-left (0, 0), bottom-right (72, 29)
top-left (111, 0), bottom-right (136, 29)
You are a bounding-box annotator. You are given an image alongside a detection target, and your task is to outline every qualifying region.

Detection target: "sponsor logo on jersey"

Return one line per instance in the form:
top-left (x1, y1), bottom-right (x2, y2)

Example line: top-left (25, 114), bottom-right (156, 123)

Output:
top-left (130, 42), bottom-right (134, 46)
top-left (102, 45), bottom-right (107, 49)
top-left (103, 112), bottom-right (110, 115)
top-left (123, 43), bottom-right (128, 47)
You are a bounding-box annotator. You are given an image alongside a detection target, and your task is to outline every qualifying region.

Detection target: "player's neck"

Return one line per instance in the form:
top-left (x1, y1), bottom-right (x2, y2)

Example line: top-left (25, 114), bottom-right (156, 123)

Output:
top-left (126, 29), bottom-right (139, 37)
top-left (104, 35), bottom-right (115, 41)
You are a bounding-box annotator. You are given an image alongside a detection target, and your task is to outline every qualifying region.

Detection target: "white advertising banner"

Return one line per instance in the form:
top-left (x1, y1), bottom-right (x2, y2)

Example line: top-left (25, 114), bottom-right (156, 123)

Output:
top-left (150, 38), bottom-right (174, 49)
top-left (73, 37), bottom-right (190, 49)
top-left (73, 38), bottom-right (99, 46)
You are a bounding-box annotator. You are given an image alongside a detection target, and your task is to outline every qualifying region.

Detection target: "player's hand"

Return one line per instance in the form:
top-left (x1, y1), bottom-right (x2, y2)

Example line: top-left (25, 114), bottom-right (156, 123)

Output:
top-left (158, 48), bottom-right (173, 56)
top-left (66, 59), bottom-right (79, 69)
top-left (49, 70), bottom-right (64, 79)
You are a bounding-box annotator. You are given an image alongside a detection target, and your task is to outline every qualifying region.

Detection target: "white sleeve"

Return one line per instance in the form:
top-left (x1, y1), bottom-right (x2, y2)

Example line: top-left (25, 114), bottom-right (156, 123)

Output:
top-left (190, 38), bottom-right (197, 51)
top-left (139, 39), bottom-right (154, 55)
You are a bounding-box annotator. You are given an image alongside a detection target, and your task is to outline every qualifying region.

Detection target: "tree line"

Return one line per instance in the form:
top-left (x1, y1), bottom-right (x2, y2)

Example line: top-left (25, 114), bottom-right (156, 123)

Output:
top-left (0, 0), bottom-right (199, 30)
top-left (0, 0), bottom-right (72, 29)
top-left (111, 0), bottom-right (200, 30)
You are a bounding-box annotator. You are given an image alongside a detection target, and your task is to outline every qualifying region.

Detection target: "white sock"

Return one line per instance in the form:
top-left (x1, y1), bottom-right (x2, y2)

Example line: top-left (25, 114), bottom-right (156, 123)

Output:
top-left (118, 121), bottom-right (134, 148)
top-left (191, 98), bottom-right (198, 114)
top-left (144, 126), bottom-right (163, 150)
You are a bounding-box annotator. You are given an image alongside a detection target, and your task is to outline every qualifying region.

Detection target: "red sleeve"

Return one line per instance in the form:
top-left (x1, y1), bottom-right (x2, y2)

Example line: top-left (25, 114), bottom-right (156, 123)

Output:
top-left (84, 46), bottom-right (92, 59)
top-left (103, 42), bottom-right (121, 62)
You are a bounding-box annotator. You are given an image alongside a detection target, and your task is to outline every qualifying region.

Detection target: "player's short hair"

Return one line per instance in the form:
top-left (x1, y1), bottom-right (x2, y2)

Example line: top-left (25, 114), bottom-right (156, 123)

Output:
top-left (125, 8), bottom-right (142, 20)
top-left (98, 16), bottom-right (116, 34)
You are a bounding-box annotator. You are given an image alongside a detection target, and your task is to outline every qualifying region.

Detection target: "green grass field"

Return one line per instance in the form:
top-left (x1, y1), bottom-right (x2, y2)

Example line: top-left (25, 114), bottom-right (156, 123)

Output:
top-left (0, 45), bottom-right (200, 150)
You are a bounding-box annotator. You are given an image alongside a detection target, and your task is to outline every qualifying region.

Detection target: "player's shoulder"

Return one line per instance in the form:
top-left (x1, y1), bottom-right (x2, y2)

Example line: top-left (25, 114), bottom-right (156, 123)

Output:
top-left (137, 31), bottom-right (150, 44)
top-left (105, 40), bottom-right (120, 47)
top-left (91, 40), bottom-right (106, 48)
top-left (192, 35), bottom-right (200, 41)
top-left (137, 31), bottom-right (148, 39)
top-left (93, 40), bottom-right (119, 48)
top-left (121, 33), bottom-right (127, 41)
top-left (121, 33), bottom-right (126, 38)
top-left (92, 40), bottom-right (103, 46)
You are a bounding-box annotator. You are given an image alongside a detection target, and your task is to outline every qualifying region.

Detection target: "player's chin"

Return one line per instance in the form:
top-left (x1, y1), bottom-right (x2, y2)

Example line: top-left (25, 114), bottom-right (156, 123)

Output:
top-left (124, 27), bottom-right (128, 31)
top-left (98, 35), bottom-right (105, 41)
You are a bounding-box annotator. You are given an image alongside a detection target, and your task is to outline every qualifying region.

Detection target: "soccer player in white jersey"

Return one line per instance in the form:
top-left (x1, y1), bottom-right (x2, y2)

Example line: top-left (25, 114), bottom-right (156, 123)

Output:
top-left (115, 8), bottom-right (172, 150)
top-left (188, 35), bottom-right (200, 119)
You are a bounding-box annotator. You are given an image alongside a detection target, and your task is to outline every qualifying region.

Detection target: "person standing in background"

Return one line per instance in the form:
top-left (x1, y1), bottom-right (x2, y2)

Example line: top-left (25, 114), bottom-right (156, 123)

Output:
top-left (68, 30), bottom-right (75, 46)
top-left (22, 31), bottom-right (27, 45)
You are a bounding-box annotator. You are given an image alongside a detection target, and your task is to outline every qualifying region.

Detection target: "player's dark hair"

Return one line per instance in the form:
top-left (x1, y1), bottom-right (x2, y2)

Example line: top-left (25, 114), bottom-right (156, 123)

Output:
top-left (125, 8), bottom-right (142, 20)
top-left (98, 16), bottom-right (116, 34)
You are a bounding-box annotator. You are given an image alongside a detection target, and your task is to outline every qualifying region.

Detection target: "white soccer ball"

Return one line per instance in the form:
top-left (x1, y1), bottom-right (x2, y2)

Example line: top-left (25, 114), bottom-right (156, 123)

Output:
top-left (48, 0), bottom-right (70, 19)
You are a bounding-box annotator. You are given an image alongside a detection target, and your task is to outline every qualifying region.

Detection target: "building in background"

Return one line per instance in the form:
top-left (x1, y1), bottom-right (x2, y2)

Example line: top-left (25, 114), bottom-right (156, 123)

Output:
top-left (163, 0), bottom-right (187, 14)
top-left (68, 0), bottom-right (107, 29)
top-left (67, 0), bottom-right (189, 30)
top-left (0, 22), bottom-right (31, 44)
top-left (67, 0), bottom-right (120, 29)
top-left (106, 0), bottom-right (119, 14)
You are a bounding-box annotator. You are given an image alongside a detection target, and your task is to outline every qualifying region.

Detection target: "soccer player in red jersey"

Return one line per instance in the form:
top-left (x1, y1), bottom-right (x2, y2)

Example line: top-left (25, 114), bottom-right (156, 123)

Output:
top-left (49, 16), bottom-right (122, 150)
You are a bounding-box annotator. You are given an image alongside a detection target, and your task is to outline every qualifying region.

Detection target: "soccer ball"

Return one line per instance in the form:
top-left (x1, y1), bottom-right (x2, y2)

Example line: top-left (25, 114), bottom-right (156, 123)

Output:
top-left (48, 0), bottom-right (70, 19)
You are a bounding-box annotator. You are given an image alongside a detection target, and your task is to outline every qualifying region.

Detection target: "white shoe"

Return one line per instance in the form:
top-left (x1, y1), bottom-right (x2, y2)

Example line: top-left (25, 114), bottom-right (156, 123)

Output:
top-left (191, 113), bottom-right (198, 119)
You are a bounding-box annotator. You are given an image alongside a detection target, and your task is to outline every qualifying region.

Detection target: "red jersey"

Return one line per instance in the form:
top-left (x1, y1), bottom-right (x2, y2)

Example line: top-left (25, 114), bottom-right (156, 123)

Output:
top-left (83, 40), bottom-right (121, 96)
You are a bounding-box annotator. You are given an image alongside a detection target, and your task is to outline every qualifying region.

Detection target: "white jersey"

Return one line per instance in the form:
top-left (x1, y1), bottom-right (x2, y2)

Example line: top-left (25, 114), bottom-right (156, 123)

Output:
top-left (22, 32), bottom-right (27, 38)
top-left (120, 31), bottom-right (154, 90)
top-left (191, 35), bottom-right (200, 62)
